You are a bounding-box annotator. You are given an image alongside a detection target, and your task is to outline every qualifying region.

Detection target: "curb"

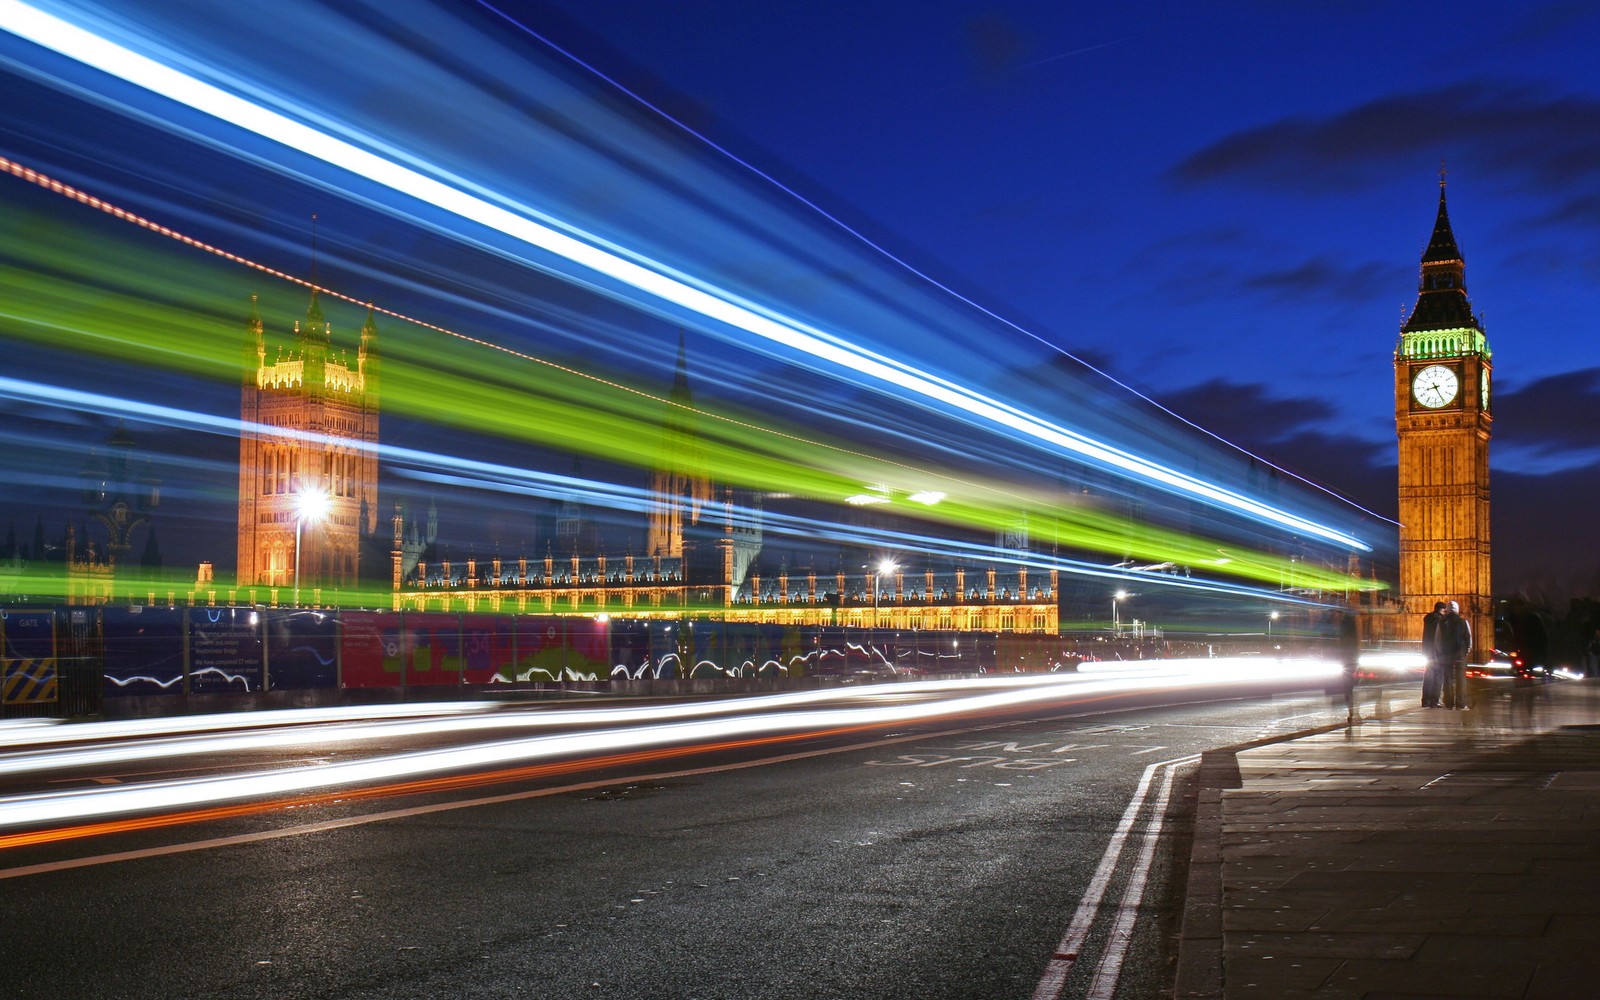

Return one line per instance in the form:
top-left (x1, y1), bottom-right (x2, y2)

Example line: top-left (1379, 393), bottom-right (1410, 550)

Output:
top-left (1168, 716), bottom-right (1379, 1000)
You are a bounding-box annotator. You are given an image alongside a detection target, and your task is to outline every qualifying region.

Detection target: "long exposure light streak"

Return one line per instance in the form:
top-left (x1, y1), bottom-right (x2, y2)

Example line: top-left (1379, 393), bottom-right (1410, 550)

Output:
top-left (0, 160), bottom-right (1366, 594)
top-left (0, 668), bottom-right (1183, 777)
top-left (0, 702), bottom-right (505, 751)
top-left (481, 1), bottom-right (1398, 528)
top-left (0, 660), bottom-right (1338, 830)
top-left (401, 465), bottom-right (1363, 605)
top-left (0, 373), bottom-right (1375, 594)
top-left (0, 731), bottom-right (875, 854)
top-left (8, 156), bottom-right (1332, 588)
top-left (0, 0), bottom-right (1369, 552)
top-left (0, 153), bottom-right (922, 488)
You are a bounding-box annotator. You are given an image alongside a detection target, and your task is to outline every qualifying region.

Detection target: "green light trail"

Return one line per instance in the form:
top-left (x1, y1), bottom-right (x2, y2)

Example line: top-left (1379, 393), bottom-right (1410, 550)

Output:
top-left (0, 197), bottom-right (1379, 597)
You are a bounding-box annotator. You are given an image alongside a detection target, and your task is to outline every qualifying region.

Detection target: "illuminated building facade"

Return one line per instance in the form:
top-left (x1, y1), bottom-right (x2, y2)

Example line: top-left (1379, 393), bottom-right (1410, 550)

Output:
top-left (236, 291), bottom-right (379, 592)
top-left (391, 546), bottom-right (1058, 633)
top-left (390, 338), bottom-right (1054, 632)
top-left (1394, 180), bottom-right (1492, 655)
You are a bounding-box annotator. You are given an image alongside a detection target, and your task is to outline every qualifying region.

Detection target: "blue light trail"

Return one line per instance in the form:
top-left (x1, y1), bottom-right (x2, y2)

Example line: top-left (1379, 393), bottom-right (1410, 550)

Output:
top-left (0, 0), bottom-right (1371, 553)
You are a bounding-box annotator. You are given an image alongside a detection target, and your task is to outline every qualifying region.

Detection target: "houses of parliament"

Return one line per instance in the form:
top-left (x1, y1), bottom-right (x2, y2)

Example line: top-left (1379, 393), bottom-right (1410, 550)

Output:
top-left (48, 181), bottom-right (1488, 648)
top-left (230, 290), bottom-right (1061, 634)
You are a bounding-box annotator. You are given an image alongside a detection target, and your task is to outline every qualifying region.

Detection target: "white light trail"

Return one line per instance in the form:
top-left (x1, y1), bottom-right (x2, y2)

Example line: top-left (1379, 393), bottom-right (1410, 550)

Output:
top-left (0, 701), bottom-right (506, 751)
top-left (0, 0), bottom-right (1369, 551)
top-left (0, 661), bottom-right (1340, 829)
top-left (0, 375), bottom-right (1354, 602)
top-left (0, 669), bottom-right (1187, 775)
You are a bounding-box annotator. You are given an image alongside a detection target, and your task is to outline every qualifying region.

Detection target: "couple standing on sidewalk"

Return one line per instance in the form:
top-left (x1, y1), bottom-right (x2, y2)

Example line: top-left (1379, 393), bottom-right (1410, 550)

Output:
top-left (1421, 600), bottom-right (1473, 709)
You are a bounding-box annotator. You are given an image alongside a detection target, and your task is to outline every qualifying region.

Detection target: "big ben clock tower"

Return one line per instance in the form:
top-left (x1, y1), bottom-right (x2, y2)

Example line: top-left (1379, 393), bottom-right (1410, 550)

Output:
top-left (1395, 176), bottom-right (1492, 658)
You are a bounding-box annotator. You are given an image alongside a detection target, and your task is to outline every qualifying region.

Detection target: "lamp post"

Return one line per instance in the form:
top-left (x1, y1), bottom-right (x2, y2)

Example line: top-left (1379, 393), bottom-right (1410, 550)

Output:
top-left (874, 559), bottom-right (897, 617)
top-left (1268, 610), bottom-right (1280, 647)
top-left (293, 488), bottom-right (329, 606)
top-left (1112, 589), bottom-right (1128, 635)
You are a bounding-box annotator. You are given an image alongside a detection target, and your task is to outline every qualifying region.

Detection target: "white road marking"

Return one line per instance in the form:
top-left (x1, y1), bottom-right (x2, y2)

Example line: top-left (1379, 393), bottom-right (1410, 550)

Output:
top-left (1030, 753), bottom-right (1197, 1000)
top-left (1085, 757), bottom-right (1183, 999)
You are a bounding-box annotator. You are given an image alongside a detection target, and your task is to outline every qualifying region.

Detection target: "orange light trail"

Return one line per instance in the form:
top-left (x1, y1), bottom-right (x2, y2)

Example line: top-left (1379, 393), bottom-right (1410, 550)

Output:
top-left (0, 687), bottom-right (1153, 852)
top-left (0, 722), bottom-right (883, 851)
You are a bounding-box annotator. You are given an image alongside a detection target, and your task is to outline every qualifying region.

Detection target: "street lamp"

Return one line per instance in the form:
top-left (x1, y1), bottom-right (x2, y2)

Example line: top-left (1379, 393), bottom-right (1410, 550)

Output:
top-left (293, 487), bottom-right (329, 606)
top-left (874, 559), bottom-right (897, 615)
top-left (1112, 589), bottom-right (1128, 635)
top-left (1268, 610), bottom-right (1280, 647)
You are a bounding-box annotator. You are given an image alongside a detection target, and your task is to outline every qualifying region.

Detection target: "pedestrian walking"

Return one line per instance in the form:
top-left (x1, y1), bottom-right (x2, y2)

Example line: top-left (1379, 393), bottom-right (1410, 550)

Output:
top-left (1439, 600), bottom-right (1473, 710)
top-left (1421, 601), bottom-right (1446, 707)
top-left (1339, 611), bottom-right (1361, 723)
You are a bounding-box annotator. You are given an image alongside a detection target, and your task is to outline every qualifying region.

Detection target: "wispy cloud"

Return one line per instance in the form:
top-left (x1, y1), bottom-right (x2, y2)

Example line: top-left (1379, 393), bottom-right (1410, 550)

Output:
top-left (1170, 81), bottom-right (1600, 194)
top-left (1124, 229), bottom-right (1391, 306)
top-left (1493, 367), bottom-right (1600, 464)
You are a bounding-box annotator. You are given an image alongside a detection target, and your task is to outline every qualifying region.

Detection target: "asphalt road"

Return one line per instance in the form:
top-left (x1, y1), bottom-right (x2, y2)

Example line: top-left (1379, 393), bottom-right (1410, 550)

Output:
top-left (0, 672), bottom-right (1371, 999)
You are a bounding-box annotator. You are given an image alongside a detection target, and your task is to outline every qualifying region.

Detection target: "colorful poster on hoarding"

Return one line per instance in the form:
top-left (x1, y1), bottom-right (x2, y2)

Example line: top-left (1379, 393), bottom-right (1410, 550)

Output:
top-left (339, 610), bottom-right (398, 688)
top-left (501, 616), bottom-right (607, 682)
top-left (2, 610), bottom-right (57, 705)
top-left (266, 609), bottom-right (338, 690)
top-left (461, 615), bottom-right (514, 685)
top-left (509, 616), bottom-right (564, 682)
top-left (102, 607), bottom-right (184, 696)
top-left (565, 617), bottom-right (609, 681)
top-left (403, 615), bottom-right (465, 687)
top-left (188, 607), bottom-right (264, 693)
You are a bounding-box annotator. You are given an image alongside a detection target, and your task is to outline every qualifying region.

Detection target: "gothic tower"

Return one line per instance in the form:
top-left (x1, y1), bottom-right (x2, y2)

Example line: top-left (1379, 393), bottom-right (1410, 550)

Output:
top-left (81, 420), bottom-right (160, 566)
top-left (237, 291), bottom-right (380, 595)
top-left (1394, 177), bottom-right (1492, 657)
top-left (646, 332), bottom-right (712, 558)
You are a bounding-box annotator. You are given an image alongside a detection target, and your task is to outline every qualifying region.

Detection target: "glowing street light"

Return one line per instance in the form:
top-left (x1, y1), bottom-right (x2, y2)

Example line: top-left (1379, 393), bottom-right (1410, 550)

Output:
top-left (293, 487), bottom-right (329, 606)
top-left (1268, 610), bottom-right (1280, 646)
top-left (1112, 589), bottom-right (1129, 635)
top-left (874, 559), bottom-right (898, 615)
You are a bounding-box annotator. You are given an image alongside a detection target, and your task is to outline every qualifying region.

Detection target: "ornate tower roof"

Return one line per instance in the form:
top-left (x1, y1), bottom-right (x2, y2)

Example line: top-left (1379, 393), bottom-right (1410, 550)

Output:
top-left (243, 293), bottom-right (265, 384)
top-left (301, 287), bottom-right (331, 345)
top-left (1402, 179), bottom-right (1480, 335)
top-left (358, 302), bottom-right (379, 400)
top-left (1420, 185), bottom-right (1463, 265)
top-left (647, 330), bottom-right (713, 559)
top-left (669, 329), bottom-right (692, 405)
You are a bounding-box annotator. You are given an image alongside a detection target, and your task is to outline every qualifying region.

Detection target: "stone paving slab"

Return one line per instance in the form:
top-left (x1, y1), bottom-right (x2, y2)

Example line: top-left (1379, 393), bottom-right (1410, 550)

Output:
top-left (1173, 680), bottom-right (1600, 1000)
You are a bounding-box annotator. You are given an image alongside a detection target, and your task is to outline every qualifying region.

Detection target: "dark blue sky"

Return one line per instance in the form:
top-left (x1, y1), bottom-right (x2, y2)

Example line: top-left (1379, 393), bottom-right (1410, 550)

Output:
top-left (507, 0), bottom-right (1600, 594)
top-left (0, 0), bottom-right (1596, 598)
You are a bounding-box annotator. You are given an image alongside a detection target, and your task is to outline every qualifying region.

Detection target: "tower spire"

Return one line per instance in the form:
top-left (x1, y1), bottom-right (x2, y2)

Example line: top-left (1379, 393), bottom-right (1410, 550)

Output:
top-left (244, 293), bottom-right (264, 384)
top-left (301, 212), bottom-right (329, 345)
top-left (1421, 175), bottom-right (1462, 267)
top-left (1402, 174), bottom-right (1476, 334)
top-left (647, 329), bottom-right (711, 559)
top-left (670, 327), bottom-right (692, 403)
top-left (359, 302), bottom-right (378, 365)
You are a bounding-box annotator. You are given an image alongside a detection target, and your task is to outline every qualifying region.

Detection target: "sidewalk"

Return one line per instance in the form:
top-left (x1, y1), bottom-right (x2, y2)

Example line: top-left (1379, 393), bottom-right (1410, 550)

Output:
top-left (1175, 679), bottom-right (1600, 999)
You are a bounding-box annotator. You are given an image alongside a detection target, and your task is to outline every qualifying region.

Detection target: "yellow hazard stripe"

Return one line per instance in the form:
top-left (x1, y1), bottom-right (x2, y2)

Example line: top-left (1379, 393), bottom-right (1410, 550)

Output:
top-left (2, 658), bottom-right (58, 705)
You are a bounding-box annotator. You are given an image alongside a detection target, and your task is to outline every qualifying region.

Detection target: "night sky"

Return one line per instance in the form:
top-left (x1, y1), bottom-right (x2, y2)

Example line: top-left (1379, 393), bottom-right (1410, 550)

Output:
top-left (510, 0), bottom-right (1600, 596)
top-left (1, 0), bottom-right (1597, 602)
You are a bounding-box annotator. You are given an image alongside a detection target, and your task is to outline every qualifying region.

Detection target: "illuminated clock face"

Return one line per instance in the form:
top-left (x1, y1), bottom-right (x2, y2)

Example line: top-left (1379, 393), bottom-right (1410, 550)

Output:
top-left (1413, 364), bottom-right (1459, 408)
